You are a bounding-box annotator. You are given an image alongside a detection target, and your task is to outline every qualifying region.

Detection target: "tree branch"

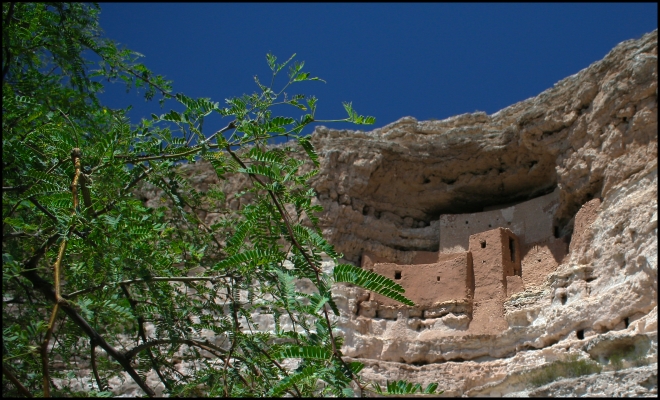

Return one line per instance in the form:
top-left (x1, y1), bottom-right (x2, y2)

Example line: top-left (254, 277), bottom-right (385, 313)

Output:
top-left (90, 341), bottom-right (106, 392)
top-left (123, 338), bottom-right (228, 362)
top-left (26, 198), bottom-right (89, 242)
top-left (201, 120), bottom-right (237, 145)
top-left (2, 2), bottom-right (15, 82)
top-left (120, 284), bottom-right (171, 391)
top-left (1, 157), bottom-right (65, 221)
top-left (114, 147), bottom-right (201, 162)
top-left (3, 363), bottom-right (33, 398)
top-left (20, 267), bottom-right (156, 397)
top-left (91, 165), bottom-right (152, 218)
top-left (63, 275), bottom-right (229, 299)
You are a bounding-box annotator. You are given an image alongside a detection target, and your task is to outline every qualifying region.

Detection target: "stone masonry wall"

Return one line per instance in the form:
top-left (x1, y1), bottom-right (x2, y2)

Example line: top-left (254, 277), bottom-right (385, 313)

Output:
top-left (368, 252), bottom-right (473, 310)
top-left (439, 188), bottom-right (559, 253)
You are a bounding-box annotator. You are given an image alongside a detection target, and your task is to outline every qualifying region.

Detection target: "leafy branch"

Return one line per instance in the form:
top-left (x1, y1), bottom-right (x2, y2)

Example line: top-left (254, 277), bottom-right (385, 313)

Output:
top-left (2, 3), bottom-right (438, 397)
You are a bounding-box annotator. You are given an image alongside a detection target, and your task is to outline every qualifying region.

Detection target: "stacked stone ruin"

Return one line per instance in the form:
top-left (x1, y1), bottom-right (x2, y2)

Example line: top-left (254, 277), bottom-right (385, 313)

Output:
top-left (359, 188), bottom-right (600, 335)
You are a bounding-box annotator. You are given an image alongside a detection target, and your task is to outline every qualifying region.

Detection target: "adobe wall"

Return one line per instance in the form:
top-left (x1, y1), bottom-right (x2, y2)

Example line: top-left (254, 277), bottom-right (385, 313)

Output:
top-left (361, 251), bottom-right (394, 271)
top-left (465, 228), bottom-right (520, 334)
top-left (469, 228), bottom-right (520, 300)
top-left (510, 197), bottom-right (598, 289)
top-left (361, 250), bottom-right (442, 270)
top-left (439, 188), bottom-right (560, 253)
top-left (359, 197), bottom-right (599, 336)
top-left (369, 252), bottom-right (472, 309)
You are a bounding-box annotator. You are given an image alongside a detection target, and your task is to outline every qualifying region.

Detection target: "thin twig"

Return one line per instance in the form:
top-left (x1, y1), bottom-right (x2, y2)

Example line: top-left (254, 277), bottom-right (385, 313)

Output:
top-left (80, 173), bottom-right (93, 215)
top-left (2, 363), bottom-right (33, 398)
top-left (40, 148), bottom-right (82, 397)
top-left (1, 2), bottom-right (15, 82)
top-left (91, 166), bottom-right (152, 218)
top-left (222, 280), bottom-right (239, 397)
top-left (27, 198), bottom-right (92, 242)
top-left (2, 158), bottom-right (66, 220)
top-left (90, 340), bottom-right (105, 392)
top-left (124, 338), bottom-right (228, 361)
top-left (256, 346), bottom-right (302, 397)
top-left (3, 186), bottom-right (26, 191)
top-left (201, 120), bottom-right (237, 145)
top-left (28, 197), bottom-right (58, 221)
top-left (124, 67), bottom-right (173, 99)
top-left (114, 120), bottom-right (236, 162)
top-left (21, 267), bottom-right (156, 397)
top-left (52, 239), bottom-right (67, 303)
top-left (114, 147), bottom-right (201, 162)
top-left (40, 303), bottom-right (59, 397)
top-left (120, 284), bottom-right (171, 391)
top-left (64, 275), bottom-right (227, 299)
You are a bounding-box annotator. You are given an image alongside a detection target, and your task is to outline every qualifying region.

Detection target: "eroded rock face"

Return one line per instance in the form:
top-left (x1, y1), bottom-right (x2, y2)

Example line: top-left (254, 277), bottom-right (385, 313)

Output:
top-left (319, 30), bottom-right (657, 396)
top-left (310, 30), bottom-right (656, 266)
top-left (130, 30), bottom-right (657, 396)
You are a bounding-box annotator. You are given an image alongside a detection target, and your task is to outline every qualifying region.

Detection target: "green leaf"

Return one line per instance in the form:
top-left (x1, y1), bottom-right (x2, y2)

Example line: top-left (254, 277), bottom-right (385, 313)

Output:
top-left (289, 100), bottom-right (307, 111)
top-left (226, 220), bottom-right (253, 251)
top-left (342, 101), bottom-right (376, 125)
top-left (237, 164), bottom-right (280, 181)
top-left (213, 249), bottom-right (282, 270)
top-left (333, 264), bottom-right (415, 306)
top-left (298, 137), bottom-right (319, 167)
top-left (349, 361), bottom-right (364, 375)
top-left (293, 72), bottom-right (310, 82)
top-left (288, 60), bottom-right (305, 80)
top-left (248, 147), bottom-right (285, 165)
top-left (424, 383), bottom-right (440, 394)
top-left (269, 53), bottom-right (296, 75)
top-left (268, 367), bottom-right (316, 397)
top-left (306, 96), bottom-right (318, 115)
top-left (273, 345), bottom-right (331, 360)
top-left (374, 379), bottom-right (441, 395)
top-left (266, 53), bottom-right (277, 71)
top-left (310, 293), bottom-right (331, 313)
top-left (161, 110), bottom-right (183, 122)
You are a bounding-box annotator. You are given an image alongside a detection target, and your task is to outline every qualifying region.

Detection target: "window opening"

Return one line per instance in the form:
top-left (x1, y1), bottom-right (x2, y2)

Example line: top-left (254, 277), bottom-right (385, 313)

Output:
top-left (577, 329), bottom-right (584, 339)
top-left (394, 271), bottom-right (402, 280)
top-left (509, 237), bottom-right (515, 262)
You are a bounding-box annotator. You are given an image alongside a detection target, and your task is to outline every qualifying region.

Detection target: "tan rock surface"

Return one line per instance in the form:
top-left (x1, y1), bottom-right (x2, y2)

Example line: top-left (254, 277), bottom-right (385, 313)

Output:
top-left (129, 30), bottom-right (657, 396)
top-left (325, 29), bottom-right (657, 396)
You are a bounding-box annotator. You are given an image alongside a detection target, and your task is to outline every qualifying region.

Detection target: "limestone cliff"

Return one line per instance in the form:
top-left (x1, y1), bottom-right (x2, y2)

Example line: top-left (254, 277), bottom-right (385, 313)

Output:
top-left (321, 29), bottom-right (657, 396)
top-left (134, 30), bottom-right (657, 396)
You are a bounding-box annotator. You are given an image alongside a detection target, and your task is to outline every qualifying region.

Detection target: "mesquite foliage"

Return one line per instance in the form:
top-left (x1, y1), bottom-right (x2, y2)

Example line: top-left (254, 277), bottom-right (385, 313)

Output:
top-left (2, 3), bottom-right (439, 397)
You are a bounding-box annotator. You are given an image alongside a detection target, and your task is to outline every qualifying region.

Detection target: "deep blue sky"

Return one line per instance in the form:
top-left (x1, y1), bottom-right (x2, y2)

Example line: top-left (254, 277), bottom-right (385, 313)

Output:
top-left (96, 3), bottom-right (657, 136)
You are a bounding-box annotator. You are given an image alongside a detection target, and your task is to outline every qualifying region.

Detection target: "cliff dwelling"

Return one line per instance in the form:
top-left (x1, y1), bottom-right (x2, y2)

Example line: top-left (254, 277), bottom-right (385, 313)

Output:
top-left (124, 30), bottom-right (656, 396)
top-left (358, 188), bottom-right (600, 335)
